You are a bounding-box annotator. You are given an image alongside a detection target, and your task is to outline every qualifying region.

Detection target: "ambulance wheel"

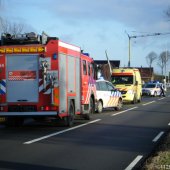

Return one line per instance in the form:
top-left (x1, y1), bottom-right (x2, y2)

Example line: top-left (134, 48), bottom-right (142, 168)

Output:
top-left (115, 99), bottom-right (123, 111)
top-left (63, 101), bottom-right (75, 127)
top-left (97, 100), bottom-right (103, 113)
top-left (137, 95), bottom-right (142, 103)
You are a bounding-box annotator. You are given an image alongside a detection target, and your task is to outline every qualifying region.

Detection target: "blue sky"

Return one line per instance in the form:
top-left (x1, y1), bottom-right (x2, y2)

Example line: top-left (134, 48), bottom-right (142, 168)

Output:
top-left (1, 0), bottom-right (170, 73)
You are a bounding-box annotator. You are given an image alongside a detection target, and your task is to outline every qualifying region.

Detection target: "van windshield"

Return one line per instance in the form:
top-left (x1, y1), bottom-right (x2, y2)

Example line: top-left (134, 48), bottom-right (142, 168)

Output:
top-left (111, 75), bottom-right (133, 85)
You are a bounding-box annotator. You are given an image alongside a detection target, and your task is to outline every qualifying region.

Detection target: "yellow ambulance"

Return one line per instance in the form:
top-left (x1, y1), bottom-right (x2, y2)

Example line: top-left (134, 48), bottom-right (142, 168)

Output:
top-left (111, 68), bottom-right (142, 104)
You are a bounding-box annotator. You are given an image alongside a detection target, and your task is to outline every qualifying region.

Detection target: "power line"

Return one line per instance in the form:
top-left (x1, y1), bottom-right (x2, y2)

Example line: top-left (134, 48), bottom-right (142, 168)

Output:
top-left (125, 31), bottom-right (170, 67)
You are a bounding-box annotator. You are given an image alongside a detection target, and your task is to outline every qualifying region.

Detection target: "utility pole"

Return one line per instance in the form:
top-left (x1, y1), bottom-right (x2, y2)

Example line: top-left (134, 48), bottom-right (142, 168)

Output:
top-left (125, 32), bottom-right (131, 67)
top-left (125, 31), bottom-right (170, 67)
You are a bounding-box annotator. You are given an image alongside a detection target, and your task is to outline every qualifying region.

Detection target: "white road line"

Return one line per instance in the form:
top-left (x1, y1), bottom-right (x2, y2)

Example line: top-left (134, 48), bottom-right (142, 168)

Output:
top-left (111, 107), bottom-right (138, 116)
top-left (24, 119), bottom-right (101, 144)
top-left (152, 131), bottom-right (164, 142)
top-left (158, 97), bottom-right (165, 100)
top-left (168, 122), bottom-right (170, 126)
top-left (125, 155), bottom-right (143, 170)
top-left (142, 101), bottom-right (155, 106)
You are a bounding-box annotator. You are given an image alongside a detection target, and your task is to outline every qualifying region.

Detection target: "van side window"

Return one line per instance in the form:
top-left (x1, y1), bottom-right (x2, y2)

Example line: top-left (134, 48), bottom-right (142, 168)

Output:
top-left (83, 60), bottom-right (87, 75)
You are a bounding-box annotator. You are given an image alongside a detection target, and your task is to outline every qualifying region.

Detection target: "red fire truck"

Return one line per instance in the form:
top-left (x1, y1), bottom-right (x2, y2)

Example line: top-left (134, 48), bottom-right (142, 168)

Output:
top-left (0, 32), bottom-right (97, 126)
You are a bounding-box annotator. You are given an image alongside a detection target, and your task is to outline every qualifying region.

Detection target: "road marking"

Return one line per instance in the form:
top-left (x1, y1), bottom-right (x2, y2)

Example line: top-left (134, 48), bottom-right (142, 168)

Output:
top-left (111, 107), bottom-right (138, 116)
top-left (158, 97), bottom-right (165, 100)
top-left (152, 131), bottom-right (164, 142)
top-left (142, 101), bottom-right (155, 106)
top-left (168, 122), bottom-right (170, 126)
top-left (125, 155), bottom-right (143, 170)
top-left (24, 119), bottom-right (101, 144)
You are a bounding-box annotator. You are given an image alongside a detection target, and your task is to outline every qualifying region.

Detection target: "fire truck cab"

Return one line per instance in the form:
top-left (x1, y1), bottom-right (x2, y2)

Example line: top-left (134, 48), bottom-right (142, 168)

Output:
top-left (0, 32), bottom-right (97, 126)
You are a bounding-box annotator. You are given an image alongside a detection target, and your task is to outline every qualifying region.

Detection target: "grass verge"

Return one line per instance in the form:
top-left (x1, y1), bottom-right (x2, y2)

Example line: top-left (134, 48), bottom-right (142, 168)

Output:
top-left (142, 132), bottom-right (170, 170)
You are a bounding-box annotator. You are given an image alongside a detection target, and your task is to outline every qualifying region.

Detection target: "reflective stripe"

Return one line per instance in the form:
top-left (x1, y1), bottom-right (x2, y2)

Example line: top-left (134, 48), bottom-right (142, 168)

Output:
top-left (85, 83), bottom-right (96, 104)
top-left (0, 79), bottom-right (6, 94)
top-left (39, 79), bottom-right (51, 94)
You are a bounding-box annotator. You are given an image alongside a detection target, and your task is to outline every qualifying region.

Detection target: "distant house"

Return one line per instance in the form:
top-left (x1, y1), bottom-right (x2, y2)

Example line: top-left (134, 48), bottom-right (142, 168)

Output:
top-left (137, 67), bottom-right (154, 83)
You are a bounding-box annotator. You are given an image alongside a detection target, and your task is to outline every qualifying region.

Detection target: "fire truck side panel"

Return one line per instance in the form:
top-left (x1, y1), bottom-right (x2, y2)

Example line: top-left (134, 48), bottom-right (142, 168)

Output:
top-left (68, 56), bottom-right (76, 93)
top-left (59, 53), bottom-right (67, 114)
top-left (6, 54), bottom-right (39, 103)
top-left (75, 57), bottom-right (81, 114)
top-left (58, 53), bottom-right (81, 116)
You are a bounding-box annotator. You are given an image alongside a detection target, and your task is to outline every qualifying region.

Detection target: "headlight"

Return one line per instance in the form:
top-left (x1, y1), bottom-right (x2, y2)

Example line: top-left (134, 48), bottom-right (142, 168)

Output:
top-left (127, 89), bottom-right (134, 94)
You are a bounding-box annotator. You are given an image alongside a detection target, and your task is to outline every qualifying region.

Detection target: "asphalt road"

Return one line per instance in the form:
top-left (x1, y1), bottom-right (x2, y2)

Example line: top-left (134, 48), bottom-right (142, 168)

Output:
top-left (0, 94), bottom-right (170, 170)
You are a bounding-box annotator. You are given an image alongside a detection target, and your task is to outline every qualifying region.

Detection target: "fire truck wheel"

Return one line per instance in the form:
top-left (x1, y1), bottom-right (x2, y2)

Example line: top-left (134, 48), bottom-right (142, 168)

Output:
top-left (83, 97), bottom-right (95, 120)
top-left (97, 100), bottom-right (103, 113)
top-left (90, 97), bottom-right (95, 114)
top-left (115, 99), bottom-right (123, 111)
top-left (63, 101), bottom-right (75, 127)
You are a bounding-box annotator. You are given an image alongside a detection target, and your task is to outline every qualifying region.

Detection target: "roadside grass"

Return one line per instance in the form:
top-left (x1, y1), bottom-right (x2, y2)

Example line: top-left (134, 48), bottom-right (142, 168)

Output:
top-left (142, 132), bottom-right (170, 170)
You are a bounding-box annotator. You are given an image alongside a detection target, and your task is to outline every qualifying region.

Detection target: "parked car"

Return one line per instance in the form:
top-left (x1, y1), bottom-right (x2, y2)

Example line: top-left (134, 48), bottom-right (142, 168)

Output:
top-left (96, 79), bottom-right (123, 113)
top-left (142, 83), bottom-right (162, 97)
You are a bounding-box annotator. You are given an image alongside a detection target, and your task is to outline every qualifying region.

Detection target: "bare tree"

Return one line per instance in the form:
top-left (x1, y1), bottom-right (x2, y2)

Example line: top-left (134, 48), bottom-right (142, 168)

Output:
top-left (157, 51), bottom-right (170, 76)
top-left (146, 51), bottom-right (157, 68)
top-left (165, 6), bottom-right (170, 19)
top-left (0, 17), bottom-right (24, 35)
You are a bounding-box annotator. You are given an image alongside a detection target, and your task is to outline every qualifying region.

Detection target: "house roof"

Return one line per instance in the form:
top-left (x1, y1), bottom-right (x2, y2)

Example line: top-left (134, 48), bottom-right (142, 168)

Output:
top-left (137, 67), bottom-right (153, 78)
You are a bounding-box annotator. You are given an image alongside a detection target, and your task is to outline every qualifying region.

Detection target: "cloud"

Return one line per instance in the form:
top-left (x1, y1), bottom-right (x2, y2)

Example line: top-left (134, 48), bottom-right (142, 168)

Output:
top-left (3, 0), bottom-right (170, 33)
top-left (38, 0), bottom-right (170, 32)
